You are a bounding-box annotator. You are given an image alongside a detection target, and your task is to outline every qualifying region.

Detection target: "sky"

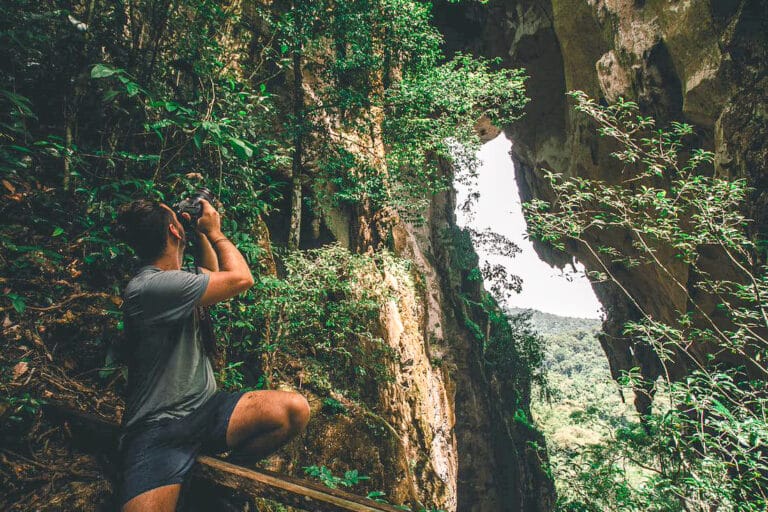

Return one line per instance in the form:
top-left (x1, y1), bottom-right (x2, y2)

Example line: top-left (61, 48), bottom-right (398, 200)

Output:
top-left (454, 134), bottom-right (604, 319)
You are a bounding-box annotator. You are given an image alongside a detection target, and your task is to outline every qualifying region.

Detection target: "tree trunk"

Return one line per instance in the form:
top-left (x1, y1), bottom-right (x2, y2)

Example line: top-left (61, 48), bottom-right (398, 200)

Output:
top-left (288, 6), bottom-right (304, 251)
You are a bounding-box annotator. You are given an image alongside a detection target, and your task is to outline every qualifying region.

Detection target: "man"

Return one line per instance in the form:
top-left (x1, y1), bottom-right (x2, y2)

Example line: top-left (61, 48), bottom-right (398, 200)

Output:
top-left (114, 198), bottom-right (310, 511)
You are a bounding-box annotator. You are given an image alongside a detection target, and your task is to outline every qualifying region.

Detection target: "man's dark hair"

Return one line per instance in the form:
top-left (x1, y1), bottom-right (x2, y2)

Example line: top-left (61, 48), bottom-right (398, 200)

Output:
top-left (115, 200), bottom-right (175, 262)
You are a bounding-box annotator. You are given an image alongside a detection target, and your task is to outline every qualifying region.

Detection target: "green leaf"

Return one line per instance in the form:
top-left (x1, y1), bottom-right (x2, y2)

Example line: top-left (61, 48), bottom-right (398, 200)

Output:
top-left (52, 227), bottom-right (64, 237)
top-left (125, 82), bottom-right (140, 97)
top-left (9, 294), bottom-right (26, 314)
top-left (229, 138), bottom-right (253, 159)
top-left (710, 398), bottom-right (734, 420)
top-left (99, 348), bottom-right (117, 379)
top-left (102, 89), bottom-right (120, 102)
top-left (91, 64), bottom-right (119, 79)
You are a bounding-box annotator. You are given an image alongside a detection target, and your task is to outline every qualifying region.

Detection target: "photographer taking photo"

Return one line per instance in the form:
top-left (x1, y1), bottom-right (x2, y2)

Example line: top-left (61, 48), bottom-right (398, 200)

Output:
top-left (115, 196), bottom-right (310, 512)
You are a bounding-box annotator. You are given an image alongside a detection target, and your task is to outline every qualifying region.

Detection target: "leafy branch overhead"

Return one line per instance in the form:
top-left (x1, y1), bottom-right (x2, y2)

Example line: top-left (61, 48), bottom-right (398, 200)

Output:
top-left (525, 91), bottom-right (768, 511)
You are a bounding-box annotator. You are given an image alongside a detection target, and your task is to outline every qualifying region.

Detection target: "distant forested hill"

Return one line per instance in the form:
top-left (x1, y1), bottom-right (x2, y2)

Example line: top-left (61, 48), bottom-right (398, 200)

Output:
top-left (518, 308), bottom-right (642, 504)
top-left (507, 308), bottom-right (604, 378)
top-left (507, 308), bottom-right (601, 336)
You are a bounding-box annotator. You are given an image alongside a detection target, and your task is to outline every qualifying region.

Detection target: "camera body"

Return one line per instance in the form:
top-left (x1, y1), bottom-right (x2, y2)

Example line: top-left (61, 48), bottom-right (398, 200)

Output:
top-left (173, 188), bottom-right (215, 227)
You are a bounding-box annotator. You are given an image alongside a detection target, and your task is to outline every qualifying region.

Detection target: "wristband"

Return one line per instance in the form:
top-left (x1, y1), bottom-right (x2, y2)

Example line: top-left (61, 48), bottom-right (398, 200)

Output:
top-left (210, 236), bottom-right (229, 247)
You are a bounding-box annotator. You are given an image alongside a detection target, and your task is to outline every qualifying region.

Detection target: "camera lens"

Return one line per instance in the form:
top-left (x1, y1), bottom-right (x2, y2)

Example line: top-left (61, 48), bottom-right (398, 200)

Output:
top-left (194, 188), bottom-right (214, 206)
top-left (173, 188), bottom-right (215, 226)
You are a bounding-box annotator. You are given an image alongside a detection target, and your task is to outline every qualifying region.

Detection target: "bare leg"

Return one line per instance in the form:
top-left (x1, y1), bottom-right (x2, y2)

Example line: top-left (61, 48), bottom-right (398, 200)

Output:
top-left (122, 483), bottom-right (181, 512)
top-left (225, 390), bottom-right (310, 459)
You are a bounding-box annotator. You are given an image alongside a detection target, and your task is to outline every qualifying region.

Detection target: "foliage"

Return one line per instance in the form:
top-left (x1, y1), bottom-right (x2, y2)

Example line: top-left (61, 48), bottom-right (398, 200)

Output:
top-left (0, 89), bottom-right (36, 177)
top-left (526, 309), bottom-right (643, 508)
top-left (303, 465), bottom-right (446, 512)
top-left (484, 307), bottom-right (547, 398)
top-left (439, 224), bottom-right (547, 428)
top-left (266, 0), bottom-right (529, 220)
top-left (382, 54), bottom-right (528, 216)
top-left (322, 397), bottom-right (348, 415)
top-left (439, 224), bottom-right (524, 306)
top-left (210, 243), bottom-right (403, 431)
top-left (525, 92), bottom-right (768, 511)
top-left (0, 392), bottom-right (44, 424)
top-left (303, 465), bottom-right (370, 489)
top-left (219, 361), bottom-right (246, 391)
top-left (0, 0), bottom-right (529, 508)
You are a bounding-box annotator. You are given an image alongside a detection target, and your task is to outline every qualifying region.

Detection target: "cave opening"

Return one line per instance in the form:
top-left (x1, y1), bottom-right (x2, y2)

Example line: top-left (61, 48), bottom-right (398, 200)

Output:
top-left (454, 133), bottom-right (602, 319)
top-left (454, 132), bottom-right (643, 498)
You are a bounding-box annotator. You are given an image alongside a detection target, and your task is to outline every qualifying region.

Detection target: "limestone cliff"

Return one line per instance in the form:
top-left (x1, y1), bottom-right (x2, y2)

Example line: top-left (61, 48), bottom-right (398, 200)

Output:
top-left (0, 2), bottom-right (555, 510)
top-left (435, 0), bottom-right (767, 412)
top-left (264, 160), bottom-right (555, 511)
top-left (260, 25), bottom-right (556, 508)
top-left (255, 171), bottom-right (554, 512)
top-left (393, 181), bottom-right (554, 512)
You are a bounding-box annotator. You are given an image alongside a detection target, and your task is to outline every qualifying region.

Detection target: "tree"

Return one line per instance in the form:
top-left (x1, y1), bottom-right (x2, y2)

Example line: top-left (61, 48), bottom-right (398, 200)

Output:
top-left (269, 0), bottom-right (529, 249)
top-left (525, 91), bottom-right (768, 510)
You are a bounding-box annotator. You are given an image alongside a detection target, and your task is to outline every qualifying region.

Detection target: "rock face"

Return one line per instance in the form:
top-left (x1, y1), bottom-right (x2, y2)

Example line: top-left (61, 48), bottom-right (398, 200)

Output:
top-left (277, 169), bottom-right (555, 510)
top-left (276, 28), bottom-right (556, 507)
top-left (261, 248), bottom-right (460, 510)
top-left (393, 179), bottom-right (555, 512)
top-left (435, 0), bottom-right (767, 411)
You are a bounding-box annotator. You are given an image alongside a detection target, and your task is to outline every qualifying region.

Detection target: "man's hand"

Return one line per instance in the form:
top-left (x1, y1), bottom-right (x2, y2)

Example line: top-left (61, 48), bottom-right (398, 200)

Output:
top-left (195, 199), bottom-right (221, 237)
top-left (179, 199), bottom-right (221, 272)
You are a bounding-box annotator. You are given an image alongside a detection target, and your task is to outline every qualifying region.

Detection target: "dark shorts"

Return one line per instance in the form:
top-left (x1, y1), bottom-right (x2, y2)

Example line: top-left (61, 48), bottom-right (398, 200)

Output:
top-left (117, 390), bottom-right (246, 507)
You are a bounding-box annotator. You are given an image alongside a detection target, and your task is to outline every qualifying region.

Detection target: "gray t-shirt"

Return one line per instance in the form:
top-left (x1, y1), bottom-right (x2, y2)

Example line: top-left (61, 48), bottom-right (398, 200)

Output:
top-left (121, 266), bottom-right (216, 428)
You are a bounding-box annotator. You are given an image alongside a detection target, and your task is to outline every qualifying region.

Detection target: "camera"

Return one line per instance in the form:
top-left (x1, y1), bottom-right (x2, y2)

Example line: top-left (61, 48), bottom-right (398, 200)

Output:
top-left (173, 187), bottom-right (215, 227)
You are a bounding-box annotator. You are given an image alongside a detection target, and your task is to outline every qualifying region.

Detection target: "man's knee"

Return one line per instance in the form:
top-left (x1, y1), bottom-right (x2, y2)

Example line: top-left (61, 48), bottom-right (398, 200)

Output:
top-left (286, 393), bottom-right (310, 434)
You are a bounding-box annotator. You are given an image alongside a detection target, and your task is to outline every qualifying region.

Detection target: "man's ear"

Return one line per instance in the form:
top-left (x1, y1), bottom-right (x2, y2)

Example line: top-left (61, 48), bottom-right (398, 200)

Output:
top-left (169, 223), bottom-right (183, 241)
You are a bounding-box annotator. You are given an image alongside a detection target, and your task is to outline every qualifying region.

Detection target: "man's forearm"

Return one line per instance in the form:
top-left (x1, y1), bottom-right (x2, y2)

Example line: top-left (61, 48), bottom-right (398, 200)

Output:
top-left (193, 200), bottom-right (254, 305)
top-left (197, 233), bottom-right (219, 272)
top-left (208, 230), bottom-right (252, 282)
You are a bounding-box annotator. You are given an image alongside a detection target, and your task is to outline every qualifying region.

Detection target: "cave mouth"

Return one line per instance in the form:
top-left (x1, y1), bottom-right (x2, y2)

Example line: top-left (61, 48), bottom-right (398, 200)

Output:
top-left (454, 133), bottom-right (647, 499)
top-left (454, 133), bottom-right (603, 320)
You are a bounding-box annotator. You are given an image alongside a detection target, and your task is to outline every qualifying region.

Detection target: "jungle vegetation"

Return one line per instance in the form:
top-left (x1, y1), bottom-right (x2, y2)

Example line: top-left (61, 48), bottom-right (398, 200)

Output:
top-left (0, 0), bottom-right (531, 509)
top-left (1, 0), bottom-right (764, 510)
top-left (526, 93), bottom-right (768, 511)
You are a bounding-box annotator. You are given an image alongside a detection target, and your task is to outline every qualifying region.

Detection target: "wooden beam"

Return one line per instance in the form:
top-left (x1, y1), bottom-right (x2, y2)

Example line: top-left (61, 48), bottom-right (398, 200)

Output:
top-left (194, 456), bottom-right (404, 512)
top-left (44, 402), bottom-right (405, 512)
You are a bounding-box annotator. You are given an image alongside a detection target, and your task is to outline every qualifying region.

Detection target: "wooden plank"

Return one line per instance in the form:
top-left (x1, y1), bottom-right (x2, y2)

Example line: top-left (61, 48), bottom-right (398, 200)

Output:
top-left (44, 402), bottom-right (404, 512)
top-left (194, 456), bottom-right (404, 512)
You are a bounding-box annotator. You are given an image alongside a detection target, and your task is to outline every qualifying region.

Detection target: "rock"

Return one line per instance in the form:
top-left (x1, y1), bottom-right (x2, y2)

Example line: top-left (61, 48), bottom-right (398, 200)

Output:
top-left (596, 50), bottom-right (632, 102)
top-left (434, 0), bottom-right (768, 411)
